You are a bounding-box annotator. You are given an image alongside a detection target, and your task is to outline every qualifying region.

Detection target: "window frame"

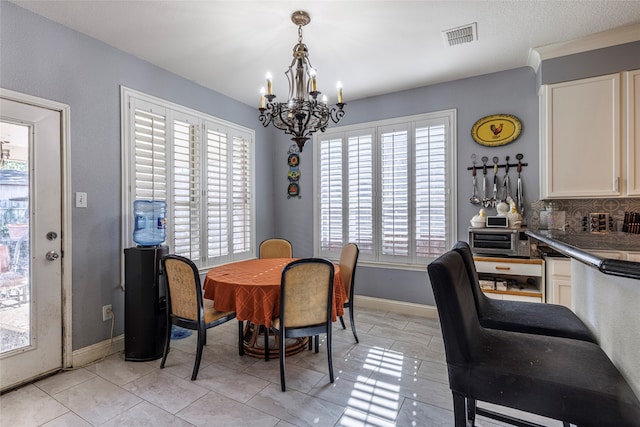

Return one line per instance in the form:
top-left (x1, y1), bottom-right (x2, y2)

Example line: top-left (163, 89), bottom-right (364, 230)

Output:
top-left (121, 86), bottom-right (256, 273)
top-left (313, 110), bottom-right (457, 269)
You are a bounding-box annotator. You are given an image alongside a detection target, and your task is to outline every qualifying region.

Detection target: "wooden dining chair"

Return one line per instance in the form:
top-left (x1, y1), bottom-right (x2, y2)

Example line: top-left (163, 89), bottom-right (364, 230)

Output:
top-left (160, 254), bottom-right (236, 380)
top-left (271, 258), bottom-right (335, 391)
top-left (259, 238), bottom-right (292, 259)
top-left (338, 243), bottom-right (360, 343)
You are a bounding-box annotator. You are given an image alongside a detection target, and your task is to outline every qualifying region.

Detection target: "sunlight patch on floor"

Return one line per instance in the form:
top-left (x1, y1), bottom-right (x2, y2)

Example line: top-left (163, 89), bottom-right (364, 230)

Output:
top-left (339, 347), bottom-right (404, 426)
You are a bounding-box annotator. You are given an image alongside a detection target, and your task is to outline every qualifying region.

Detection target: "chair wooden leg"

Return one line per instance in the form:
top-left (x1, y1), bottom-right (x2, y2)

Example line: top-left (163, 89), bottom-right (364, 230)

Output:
top-left (279, 330), bottom-right (286, 392)
top-left (160, 317), bottom-right (172, 369)
top-left (348, 305), bottom-right (359, 343)
top-left (315, 335), bottom-right (320, 353)
top-left (339, 315), bottom-right (346, 330)
top-left (452, 392), bottom-right (466, 427)
top-left (191, 327), bottom-right (205, 381)
top-left (238, 320), bottom-right (244, 356)
top-left (327, 328), bottom-right (334, 383)
top-left (308, 336), bottom-right (313, 351)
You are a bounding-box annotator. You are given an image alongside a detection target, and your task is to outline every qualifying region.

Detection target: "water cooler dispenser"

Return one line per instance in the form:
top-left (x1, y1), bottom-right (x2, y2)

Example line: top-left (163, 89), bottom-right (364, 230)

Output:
top-left (124, 200), bottom-right (169, 361)
top-left (124, 245), bottom-right (168, 361)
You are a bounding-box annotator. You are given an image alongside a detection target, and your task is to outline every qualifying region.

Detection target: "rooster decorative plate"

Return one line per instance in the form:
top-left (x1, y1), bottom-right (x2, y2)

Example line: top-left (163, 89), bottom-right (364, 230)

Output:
top-left (471, 114), bottom-right (522, 146)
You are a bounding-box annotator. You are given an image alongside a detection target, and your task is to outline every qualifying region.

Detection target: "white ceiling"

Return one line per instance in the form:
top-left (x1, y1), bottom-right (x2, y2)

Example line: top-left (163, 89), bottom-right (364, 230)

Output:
top-left (10, 1), bottom-right (640, 107)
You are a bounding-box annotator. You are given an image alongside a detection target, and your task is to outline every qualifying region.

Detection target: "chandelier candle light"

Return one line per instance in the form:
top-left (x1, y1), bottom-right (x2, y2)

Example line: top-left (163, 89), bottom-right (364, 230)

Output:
top-left (258, 10), bottom-right (346, 152)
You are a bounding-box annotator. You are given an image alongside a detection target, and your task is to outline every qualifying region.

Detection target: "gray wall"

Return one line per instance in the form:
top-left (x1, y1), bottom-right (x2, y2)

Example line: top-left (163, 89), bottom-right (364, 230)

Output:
top-left (273, 67), bottom-right (540, 305)
top-left (1, 2), bottom-right (275, 349)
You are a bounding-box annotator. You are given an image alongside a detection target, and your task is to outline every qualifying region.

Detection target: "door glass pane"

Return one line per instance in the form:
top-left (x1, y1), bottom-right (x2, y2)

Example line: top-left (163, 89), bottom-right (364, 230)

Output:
top-left (0, 121), bottom-right (30, 354)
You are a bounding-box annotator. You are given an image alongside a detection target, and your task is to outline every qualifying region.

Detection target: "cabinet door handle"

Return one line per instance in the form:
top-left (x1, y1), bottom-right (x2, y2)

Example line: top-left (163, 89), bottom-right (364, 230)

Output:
top-left (495, 266), bottom-right (511, 271)
top-left (615, 177), bottom-right (620, 192)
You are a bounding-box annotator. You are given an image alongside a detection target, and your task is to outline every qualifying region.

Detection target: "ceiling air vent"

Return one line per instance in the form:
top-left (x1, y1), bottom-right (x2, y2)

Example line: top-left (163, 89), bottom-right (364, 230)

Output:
top-left (442, 22), bottom-right (477, 47)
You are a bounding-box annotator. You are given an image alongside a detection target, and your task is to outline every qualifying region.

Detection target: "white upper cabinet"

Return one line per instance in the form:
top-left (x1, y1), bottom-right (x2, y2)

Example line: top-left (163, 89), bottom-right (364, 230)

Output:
top-left (626, 69), bottom-right (640, 196)
top-left (540, 73), bottom-right (622, 198)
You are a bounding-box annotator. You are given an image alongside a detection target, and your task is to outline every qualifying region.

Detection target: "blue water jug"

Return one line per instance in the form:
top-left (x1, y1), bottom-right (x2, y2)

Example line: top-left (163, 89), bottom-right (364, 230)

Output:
top-left (133, 200), bottom-right (167, 246)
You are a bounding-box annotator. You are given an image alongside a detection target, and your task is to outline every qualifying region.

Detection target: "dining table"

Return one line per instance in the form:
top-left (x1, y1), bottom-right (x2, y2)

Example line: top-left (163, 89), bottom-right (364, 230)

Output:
top-left (202, 257), bottom-right (346, 359)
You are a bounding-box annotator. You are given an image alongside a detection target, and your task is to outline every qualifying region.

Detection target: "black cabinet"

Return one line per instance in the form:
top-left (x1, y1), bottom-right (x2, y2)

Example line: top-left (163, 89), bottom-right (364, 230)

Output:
top-left (124, 245), bottom-right (168, 361)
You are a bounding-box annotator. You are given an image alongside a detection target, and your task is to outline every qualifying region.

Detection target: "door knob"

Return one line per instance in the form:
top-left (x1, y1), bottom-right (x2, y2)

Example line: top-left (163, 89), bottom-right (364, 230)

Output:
top-left (45, 251), bottom-right (59, 261)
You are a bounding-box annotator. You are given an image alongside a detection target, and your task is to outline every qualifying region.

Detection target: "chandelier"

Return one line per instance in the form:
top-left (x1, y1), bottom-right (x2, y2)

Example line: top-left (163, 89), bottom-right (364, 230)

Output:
top-left (258, 11), bottom-right (346, 152)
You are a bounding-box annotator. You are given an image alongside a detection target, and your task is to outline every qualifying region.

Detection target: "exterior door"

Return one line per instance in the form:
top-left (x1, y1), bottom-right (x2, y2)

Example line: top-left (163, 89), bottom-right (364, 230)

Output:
top-left (0, 95), bottom-right (63, 391)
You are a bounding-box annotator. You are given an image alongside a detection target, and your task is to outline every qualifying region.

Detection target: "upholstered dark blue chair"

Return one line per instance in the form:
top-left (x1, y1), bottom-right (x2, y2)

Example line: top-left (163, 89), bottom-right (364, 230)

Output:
top-left (453, 241), bottom-right (595, 343)
top-left (428, 249), bottom-right (640, 427)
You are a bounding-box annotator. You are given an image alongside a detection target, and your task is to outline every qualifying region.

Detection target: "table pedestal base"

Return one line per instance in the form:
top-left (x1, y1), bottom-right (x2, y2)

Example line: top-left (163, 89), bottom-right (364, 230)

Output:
top-left (240, 321), bottom-right (308, 359)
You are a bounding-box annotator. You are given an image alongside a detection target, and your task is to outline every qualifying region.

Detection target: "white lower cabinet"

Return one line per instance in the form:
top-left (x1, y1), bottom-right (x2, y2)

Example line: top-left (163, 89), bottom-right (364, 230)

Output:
top-left (546, 257), bottom-right (573, 309)
top-left (545, 250), bottom-right (640, 310)
top-left (473, 257), bottom-right (545, 303)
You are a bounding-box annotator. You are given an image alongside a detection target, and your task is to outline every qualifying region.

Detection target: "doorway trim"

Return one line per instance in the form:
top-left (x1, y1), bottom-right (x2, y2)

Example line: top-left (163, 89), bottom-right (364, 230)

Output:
top-left (0, 88), bottom-right (72, 369)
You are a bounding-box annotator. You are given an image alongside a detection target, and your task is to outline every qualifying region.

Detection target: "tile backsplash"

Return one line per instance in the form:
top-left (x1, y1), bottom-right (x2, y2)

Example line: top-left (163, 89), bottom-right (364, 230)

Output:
top-left (529, 198), bottom-right (640, 232)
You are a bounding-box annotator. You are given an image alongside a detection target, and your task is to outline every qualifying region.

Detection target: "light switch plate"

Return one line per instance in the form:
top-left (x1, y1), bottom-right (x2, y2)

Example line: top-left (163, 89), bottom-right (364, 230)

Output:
top-left (76, 192), bottom-right (87, 208)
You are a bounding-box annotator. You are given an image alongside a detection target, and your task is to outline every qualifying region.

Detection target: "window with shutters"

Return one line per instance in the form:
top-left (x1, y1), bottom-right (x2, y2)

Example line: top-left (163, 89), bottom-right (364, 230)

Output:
top-left (121, 87), bottom-right (255, 269)
top-left (314, 110), bottom-right (456, 266)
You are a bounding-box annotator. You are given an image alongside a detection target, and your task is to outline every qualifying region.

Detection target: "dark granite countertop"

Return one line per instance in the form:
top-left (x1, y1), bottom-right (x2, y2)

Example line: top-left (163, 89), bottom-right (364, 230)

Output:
top-left (526, 230), bottom-right (640, 280)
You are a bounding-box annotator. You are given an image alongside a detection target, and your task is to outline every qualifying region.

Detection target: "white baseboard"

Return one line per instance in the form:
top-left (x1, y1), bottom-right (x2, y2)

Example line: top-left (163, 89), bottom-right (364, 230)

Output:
top-left (355, 295), bottom-right (438, 319)
top-left (71, 334), bottom-right (124, 368)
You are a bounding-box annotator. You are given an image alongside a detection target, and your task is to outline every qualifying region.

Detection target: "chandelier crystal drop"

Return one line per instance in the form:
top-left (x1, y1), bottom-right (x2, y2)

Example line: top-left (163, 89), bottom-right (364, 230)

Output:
top-left (258, 11), bottom-right (346, 152)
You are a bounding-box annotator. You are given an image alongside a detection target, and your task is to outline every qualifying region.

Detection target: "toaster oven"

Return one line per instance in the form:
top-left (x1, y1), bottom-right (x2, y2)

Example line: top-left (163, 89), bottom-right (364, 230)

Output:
top-left (468, 227), bottom-right (530, 258)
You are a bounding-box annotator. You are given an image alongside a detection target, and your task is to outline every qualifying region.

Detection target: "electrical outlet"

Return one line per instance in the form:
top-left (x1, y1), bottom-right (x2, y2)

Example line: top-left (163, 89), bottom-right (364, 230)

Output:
top-left (102, 304), bottom-right (113, 321)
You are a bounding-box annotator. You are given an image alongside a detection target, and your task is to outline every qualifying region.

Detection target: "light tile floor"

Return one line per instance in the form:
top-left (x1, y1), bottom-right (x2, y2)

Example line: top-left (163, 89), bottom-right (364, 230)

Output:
top-left (0, 307), bottom-right (564, 426)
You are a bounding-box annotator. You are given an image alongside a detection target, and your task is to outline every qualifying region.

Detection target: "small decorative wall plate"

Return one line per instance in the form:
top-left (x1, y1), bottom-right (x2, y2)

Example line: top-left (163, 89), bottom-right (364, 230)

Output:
top-left (288, 153), bottom-right (300, 167)
top-left (471, 114), bottom-right (522, 146)
top-left (287, 183), bottom-right (300, 197)
top-left (287, 167), bottom-right (300, 181)
top-left (287, 144), bottom-right (301, 199)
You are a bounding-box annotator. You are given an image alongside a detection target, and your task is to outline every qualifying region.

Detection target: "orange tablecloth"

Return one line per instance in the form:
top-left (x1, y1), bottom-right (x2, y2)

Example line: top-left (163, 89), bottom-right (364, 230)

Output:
top-left (203, 258), bottom-right (345, 328)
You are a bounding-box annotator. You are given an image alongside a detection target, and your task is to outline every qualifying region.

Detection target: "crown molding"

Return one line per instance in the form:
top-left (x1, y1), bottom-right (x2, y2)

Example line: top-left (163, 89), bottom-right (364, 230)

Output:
top-left (527, 23), bottom-right (640, 71)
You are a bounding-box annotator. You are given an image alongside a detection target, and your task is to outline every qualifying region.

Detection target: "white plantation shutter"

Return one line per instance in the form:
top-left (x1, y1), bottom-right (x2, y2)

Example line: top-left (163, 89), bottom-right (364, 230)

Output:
top-left (319, 136), bottom-right (344, 256)
top-left (415, 121), bottom-right (447, 258)
top-left (172, 115), bottom-right (201, 260)
top-left (315, 111), bottom-right (455, 265)
top-left (133, 101), bottom-right (167, 201)
top-left (380, 126), bottom-right (409, 260)
top-left (347, 132), bottom-right (374, 258)
top-left (122, 87), bottom-right (254, 270)
top-left (205, 126), bottom-right (228, 259)
top-left (231, 132), bottom-right (252, 255)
